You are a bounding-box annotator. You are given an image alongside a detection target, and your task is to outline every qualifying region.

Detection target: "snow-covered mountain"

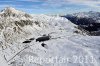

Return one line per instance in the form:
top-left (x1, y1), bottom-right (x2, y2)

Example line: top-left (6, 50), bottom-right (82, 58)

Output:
top-left (61, 11), bottom-right (100, 35)
top-left (0, 7), bottom-right (32, 18)
top-left (0, 7), bottom-right (100, 66)
top-left (62, 11), bottom-right (100, 25)
top-left (72, 11), bottom-right (100, 19)
top-left (0, 7), bottom-right (77, 45)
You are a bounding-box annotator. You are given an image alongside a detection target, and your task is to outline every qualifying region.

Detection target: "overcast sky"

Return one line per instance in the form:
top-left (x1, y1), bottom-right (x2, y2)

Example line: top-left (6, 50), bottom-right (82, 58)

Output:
top-left (0, 0), bottom-right (100, 14)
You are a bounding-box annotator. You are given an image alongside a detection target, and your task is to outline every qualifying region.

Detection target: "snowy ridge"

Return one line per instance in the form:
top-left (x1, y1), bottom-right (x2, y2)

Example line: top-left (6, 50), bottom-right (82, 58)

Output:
top-left (61, 11), bottom-right (100, 36)
top-left (0, 7), bottom-right (32, 19)
top-left (62, 11), bottom-right (100, 22)
top-left (72, 11), bottom-right (100, 19)
top-left (0, 7), bottom-right (100, 66)
top-left (0, 7), bottom-right (76, 51)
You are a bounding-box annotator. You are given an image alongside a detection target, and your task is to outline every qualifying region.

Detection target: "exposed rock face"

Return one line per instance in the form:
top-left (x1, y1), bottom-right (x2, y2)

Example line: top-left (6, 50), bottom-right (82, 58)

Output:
top-left (36, 36), bottom-right (51, 42)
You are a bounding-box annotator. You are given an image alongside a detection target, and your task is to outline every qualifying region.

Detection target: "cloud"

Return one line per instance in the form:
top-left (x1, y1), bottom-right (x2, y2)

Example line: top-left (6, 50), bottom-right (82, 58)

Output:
top-left (35, 0), bottom-right (100, 8)
top-left (2, 0), bottom-right (100, 8)
top-left (25, 0), bottom-right (100, 9)
top-left (4, 0), bottom-right (100, 9)
top-left (0, 0), bottom-right (100, 14)
top-left (14, 0), bottom-right (46, 2)
top-left (67, 0), bottom-right (100, 8)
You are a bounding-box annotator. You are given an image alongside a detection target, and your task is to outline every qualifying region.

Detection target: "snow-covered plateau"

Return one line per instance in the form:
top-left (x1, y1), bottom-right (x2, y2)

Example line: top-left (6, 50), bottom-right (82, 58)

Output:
top-left (0, 7), bottom-right (100, 66)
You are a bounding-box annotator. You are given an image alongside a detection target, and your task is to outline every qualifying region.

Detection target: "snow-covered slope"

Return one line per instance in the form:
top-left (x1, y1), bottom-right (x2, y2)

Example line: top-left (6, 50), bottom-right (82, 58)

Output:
top-left (0, 7), bottom-right (77, 46)
top-left (0, 7), bottom-right (100, 66)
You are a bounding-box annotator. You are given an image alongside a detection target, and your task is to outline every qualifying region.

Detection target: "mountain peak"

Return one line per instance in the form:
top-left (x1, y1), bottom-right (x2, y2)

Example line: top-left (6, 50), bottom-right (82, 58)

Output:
top-left (0, 7), bottom-right (32, 18)
top-left (1, 7), bottom-right (22, 14)
top-left (4, 7), bottom-right (16, 11)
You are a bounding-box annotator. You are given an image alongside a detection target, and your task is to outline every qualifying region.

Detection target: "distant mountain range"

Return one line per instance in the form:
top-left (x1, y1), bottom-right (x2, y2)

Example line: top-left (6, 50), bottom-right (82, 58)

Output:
top-left (61, 11), bottom-right (100, 35)
top-left (61, 11), bottom-right (100, 25)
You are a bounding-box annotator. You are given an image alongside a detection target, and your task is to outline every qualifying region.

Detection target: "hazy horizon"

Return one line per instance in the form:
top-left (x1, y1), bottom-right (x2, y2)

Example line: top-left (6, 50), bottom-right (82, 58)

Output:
top-left (0, 0), bottom-right (100, 14)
